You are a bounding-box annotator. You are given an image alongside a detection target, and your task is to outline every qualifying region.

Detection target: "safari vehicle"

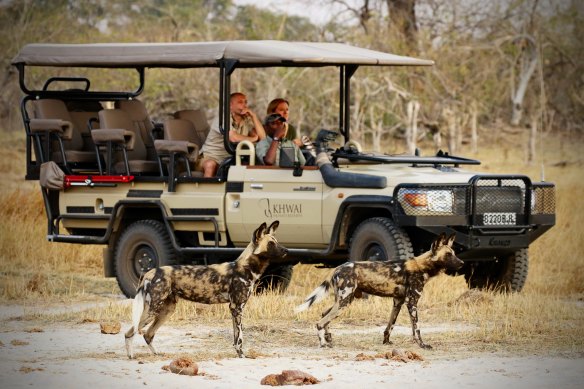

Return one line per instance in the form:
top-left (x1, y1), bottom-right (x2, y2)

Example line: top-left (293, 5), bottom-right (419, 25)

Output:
top-left (12, 41), bottom-right (555, 297)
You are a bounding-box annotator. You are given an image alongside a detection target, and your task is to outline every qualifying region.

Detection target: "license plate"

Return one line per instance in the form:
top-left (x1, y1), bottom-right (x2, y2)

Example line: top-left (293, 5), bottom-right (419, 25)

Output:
top-left (483, 212), bottom-right (516, 225)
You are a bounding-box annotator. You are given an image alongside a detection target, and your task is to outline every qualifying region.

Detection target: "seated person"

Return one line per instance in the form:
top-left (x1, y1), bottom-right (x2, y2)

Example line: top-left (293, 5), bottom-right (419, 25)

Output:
top-left (267, 98), bottom-right (300, 146)
top-left (198, 92), bottom-right (265, 177)
top-left (267, 98), bottom-right (316, 159)
top-left (256, 113), bottom-right (306, 167)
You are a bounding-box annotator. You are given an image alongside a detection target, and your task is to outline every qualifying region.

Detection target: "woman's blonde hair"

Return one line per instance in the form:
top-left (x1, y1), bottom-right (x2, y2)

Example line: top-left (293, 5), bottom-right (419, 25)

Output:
top-left (266, 98), bottom-right (289, 114)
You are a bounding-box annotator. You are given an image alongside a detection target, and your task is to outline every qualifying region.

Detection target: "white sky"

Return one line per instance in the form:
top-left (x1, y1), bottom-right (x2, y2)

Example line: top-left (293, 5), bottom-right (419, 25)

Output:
top-left (232, 0), bottom-right (351, 25)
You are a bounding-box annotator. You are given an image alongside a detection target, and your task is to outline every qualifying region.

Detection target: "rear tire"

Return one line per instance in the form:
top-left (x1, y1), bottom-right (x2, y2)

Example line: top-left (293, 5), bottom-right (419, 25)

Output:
top-left (464, 249), bottom-right (528, 292)
top-left (349, 217), bottom-right (413, 262)
top-left (114, 220), bottom-right (176, 298)
top-left (256, 264), bottom-right (294, 293)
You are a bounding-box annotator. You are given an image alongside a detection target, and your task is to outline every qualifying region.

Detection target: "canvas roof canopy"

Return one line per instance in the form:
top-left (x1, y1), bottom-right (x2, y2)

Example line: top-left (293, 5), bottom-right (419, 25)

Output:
top-left (12, 40), bottom-right (434, 68)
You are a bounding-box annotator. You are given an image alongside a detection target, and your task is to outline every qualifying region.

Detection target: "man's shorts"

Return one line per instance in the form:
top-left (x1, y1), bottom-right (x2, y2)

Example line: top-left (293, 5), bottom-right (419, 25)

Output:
top-left (195, 152), bottom-right (225, 171)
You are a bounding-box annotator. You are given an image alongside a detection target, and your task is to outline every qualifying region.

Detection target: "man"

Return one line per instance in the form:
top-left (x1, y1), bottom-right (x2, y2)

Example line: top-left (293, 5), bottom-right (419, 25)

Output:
top-left (198, 92), bottom-right (266, 177)
top-left (256, 113), bottom-right (306, 167)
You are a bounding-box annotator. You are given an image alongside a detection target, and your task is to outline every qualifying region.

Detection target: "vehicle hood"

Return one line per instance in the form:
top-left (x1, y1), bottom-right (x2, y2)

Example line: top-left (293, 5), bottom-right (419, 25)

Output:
top-left (338, 164), bottom-right (481, 187)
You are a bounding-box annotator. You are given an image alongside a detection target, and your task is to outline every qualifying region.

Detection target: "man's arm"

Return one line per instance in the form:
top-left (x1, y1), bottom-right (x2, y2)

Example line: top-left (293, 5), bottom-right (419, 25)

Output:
top-left (248, 110), bottom-right (266, 140)
top-left (240, 109), bottom-right (266, 140)
top-left (262, 137), bottom-right (280, 166)
top-left (229, 130), bottom-right (258, 143)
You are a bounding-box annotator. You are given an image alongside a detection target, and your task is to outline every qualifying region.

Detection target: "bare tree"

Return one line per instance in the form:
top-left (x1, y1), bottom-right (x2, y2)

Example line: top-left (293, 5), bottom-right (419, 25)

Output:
top-left (510, 35), bottom-right (538, 126)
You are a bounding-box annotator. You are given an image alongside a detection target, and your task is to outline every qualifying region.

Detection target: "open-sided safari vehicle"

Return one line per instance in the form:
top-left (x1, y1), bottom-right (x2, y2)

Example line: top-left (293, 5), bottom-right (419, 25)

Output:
top-left (12, 41), bottom-right (555, 297)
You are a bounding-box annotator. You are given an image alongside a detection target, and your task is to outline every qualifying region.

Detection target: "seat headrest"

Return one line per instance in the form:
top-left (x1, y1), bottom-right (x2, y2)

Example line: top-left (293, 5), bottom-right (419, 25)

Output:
top-left (98, 109), bottom-right (134, 131)
top-left (33, 99), bottom-right (71, 121)
top-left (174, 109), bottom-right (210, 132)
top-left (115, 99), bottom-right (149, 121)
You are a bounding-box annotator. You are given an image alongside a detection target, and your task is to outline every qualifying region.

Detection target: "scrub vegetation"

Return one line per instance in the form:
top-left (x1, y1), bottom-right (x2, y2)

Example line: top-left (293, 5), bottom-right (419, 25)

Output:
top-left (0, 0), bottom-right (582, 356)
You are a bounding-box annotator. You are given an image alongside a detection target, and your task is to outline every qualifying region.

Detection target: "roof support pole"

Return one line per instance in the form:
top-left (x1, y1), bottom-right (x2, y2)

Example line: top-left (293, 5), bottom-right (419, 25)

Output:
top-left (339, 65), bottom-right (359, 141)
top-left (219, 59), bottom-right (238, 154)
top-left (339, 65), bottom-right (345, 138)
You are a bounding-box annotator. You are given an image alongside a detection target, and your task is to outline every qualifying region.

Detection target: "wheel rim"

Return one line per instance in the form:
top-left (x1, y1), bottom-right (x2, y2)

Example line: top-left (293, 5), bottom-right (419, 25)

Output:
top-left (364, 242), bottom-right (387, 261)
top-left (132, 244), bottom-right (158, 276)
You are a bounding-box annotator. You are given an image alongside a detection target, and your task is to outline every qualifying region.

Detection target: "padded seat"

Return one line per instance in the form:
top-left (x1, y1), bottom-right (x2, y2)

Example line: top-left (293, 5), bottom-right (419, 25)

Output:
top-left (97, 109), bottom-right (160, 175)
top-left (161, 118), bottom-right (203, 177)
top-left (31, 99), bottom-right (98, 169)
top-left (115, 99), bottom-right (158, 160)
top-left (173, 109), bottom-right (210, 149)
top-left (65, 99), bottom-right (104, 151)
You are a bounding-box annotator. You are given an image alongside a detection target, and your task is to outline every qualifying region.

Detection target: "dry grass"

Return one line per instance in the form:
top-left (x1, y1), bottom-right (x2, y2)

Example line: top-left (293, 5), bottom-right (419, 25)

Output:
top-left (1, 131), bottom-right (583, 354)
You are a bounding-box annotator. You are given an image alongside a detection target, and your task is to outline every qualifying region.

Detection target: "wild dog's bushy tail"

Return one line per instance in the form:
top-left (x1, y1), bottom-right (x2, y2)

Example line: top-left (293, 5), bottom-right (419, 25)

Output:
top-left (131, 280), bottom-right (149, 331)
top-left (294, 279), bottom-right (331, 313)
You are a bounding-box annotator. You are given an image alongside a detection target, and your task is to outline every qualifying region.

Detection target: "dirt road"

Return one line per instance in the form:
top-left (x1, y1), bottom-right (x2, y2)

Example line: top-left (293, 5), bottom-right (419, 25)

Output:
top-left (1, 300), bottom-right (582, 389)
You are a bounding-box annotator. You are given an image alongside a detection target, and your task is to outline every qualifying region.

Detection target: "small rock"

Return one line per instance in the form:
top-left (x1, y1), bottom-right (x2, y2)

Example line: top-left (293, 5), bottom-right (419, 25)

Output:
top-left (100, 321), bottom-right (121, 334)
top-left (24, 328), bottom-right (44, 333)
top-left (355, 353), bottom-right (375, 361)
top-left (261, 370), bottom-right (319, 386)
top-left (168, 357), bottom-right (199, 376)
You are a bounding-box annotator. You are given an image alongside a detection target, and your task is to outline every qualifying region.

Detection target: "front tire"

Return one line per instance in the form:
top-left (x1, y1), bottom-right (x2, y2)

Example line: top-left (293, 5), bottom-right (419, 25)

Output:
top-left (464, 249), bottom-right (529, 292)
top-left (349, 217), bottom-right (413, 262)
top-left (114, 220), bottom-right (176, 298)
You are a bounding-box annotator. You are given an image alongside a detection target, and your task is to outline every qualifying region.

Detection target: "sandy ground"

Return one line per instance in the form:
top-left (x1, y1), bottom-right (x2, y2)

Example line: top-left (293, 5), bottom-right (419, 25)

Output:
top-left (0, 301), bottom-right (582, 389)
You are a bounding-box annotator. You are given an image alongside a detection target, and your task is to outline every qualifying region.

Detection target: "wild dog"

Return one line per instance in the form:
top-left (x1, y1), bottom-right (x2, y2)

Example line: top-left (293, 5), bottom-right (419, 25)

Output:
top-left (295, 233), bottom-right (463, 349)
top-left (124, 220), bottom-right (287, 359)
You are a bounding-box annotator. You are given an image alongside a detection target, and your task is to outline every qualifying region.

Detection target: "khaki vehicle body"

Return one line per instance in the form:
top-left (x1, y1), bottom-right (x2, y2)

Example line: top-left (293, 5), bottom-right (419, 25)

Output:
top-left (12, 41), bottom-right (555, 297)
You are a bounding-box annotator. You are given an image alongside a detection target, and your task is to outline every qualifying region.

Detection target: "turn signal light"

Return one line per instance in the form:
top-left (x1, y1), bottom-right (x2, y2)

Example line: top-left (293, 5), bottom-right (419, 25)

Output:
top-left (404, 192), bottom-right (428, 207)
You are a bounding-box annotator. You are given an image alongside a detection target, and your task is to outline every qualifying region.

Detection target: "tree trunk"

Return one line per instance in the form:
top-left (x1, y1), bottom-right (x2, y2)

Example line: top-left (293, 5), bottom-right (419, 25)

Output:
top-left (443, 107), bottom-right (457, 154)
top-left (406, 100), bottom-right (419, 155)
top-left (386, 0), bottom-right (417, 44)
top-left (510, 35), bottom-right (538, 126)
top-left (470, 101), bottom-right (478, 153)
top-left (370, 107), bottom-right (382, 152)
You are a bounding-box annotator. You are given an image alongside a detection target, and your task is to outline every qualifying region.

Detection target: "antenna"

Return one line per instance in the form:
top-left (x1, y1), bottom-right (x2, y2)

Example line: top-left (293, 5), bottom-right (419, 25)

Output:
top-left (537, 34), bottom-right (546, 182)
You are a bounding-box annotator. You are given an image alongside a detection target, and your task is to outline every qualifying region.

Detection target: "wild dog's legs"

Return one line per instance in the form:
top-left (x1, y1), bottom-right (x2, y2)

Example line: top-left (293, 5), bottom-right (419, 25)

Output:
top-left (230, 302), bottom-right (245, 358)
top-left (383, 297), bottom-right (404, 344)
top-left (142, 296), bottom-right (177, 355)
top-left (125, 292), bottom-right (154, 359)
top-left (405, 293), bottom-right (431, 349)
top-left (316, 287), bottom-right (354, 347)
top-left (320, 306), bottom-right (333, 343)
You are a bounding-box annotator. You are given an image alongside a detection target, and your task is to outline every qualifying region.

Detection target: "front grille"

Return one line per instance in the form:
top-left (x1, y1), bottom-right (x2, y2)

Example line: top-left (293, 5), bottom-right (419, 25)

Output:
top-left (474, 180), bottom-right (525, 214)
top-left (472, 177), bottom-right (528, 226)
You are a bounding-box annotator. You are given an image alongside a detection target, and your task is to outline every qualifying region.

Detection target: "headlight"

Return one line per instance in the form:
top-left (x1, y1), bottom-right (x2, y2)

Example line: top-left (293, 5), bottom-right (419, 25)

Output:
top-left (399, 189), bottom-right (454, 214)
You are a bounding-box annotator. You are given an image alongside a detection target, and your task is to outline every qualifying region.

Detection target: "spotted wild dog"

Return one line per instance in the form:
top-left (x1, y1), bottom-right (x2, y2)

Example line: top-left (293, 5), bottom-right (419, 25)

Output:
top-left (295, 233), bottom-right (463, 349)
top-left (125, 220), bottom-right (287, 358)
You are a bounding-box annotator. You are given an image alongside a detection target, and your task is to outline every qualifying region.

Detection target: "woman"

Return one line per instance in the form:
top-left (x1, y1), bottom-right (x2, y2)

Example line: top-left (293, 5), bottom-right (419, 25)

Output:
top-left (266, 98), bottom-right (302, 146)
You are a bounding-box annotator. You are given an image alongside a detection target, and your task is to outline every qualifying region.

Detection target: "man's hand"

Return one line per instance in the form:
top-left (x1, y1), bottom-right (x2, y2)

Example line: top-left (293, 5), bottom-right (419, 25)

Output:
top-left (273, 125), bottom-right (287, 140)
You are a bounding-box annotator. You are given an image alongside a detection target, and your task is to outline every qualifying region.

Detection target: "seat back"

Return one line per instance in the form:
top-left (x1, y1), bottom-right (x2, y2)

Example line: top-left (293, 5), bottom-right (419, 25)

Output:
top-left (163, 118), bottom-right (198, 143)
top-left (173, 109), bottom-right (210, 148)
top-left (115, 99), bottom-right (157, 159)
top-left (66, 100), bottom-right (103, 151)
top-left (32, 99), bottom-right (83, 152)
top-left (98, 109), bottom-right (148, 162)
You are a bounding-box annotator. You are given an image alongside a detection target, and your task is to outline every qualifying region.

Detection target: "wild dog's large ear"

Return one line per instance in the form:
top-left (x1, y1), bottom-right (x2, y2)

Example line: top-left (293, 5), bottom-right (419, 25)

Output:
top-left (440, 232), bottom-right (449, 246)
top-left (253, 222), bottom-right (268, 245)
top-left (430, 236), bottom-right (442, 255)
top-left (447, 233), bottom-right (456, 247)
top-left (267, 220), bottom-right (279, 235)
top-left (431, 234), bottom-right (444, 255)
